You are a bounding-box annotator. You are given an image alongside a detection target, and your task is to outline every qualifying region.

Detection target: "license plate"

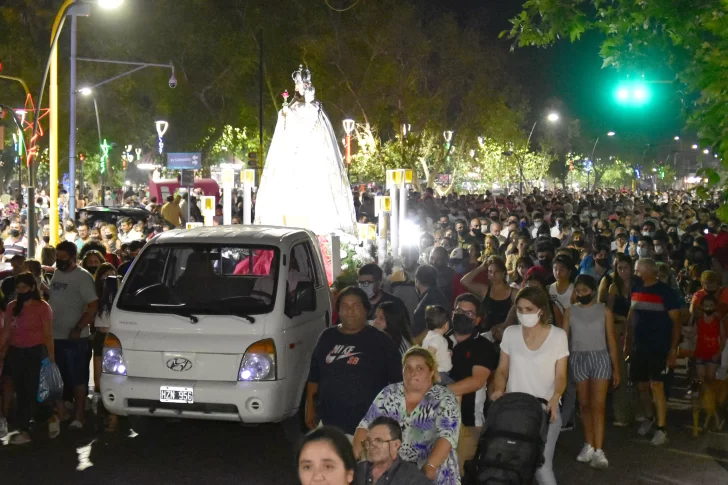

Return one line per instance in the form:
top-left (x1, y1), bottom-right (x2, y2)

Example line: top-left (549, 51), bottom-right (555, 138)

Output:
top-left (160, 386), bottom-right (193, 403)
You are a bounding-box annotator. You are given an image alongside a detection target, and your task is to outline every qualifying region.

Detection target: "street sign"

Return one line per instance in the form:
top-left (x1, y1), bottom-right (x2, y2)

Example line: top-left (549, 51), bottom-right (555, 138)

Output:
top-left (404, 169), bottom-right (413, 184)
top-left (386, 169), bottom-right (403, 188)
top-left (201, 195), bottom-right (215, 215)
top-left (241, 169), bottom-right (255, 186)
top-left (185, 222), bottom-right (203, 230)
top-left (357, 223), bottom-right (377, 241)
top-left (167, 152), bottom-right (202, 170)
top-left (221, 168), bottom-right (235, 188)
top-left (375, 196), bottom-right (391, 216)
top-left (181, 169), bottom-right (195, 187)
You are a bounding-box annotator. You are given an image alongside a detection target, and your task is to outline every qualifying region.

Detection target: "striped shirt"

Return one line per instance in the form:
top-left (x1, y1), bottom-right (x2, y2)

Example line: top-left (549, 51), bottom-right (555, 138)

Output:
top-left (630, 281), bottom-right (681, 353)
top-left (3, 236), bottom-right (27, 260)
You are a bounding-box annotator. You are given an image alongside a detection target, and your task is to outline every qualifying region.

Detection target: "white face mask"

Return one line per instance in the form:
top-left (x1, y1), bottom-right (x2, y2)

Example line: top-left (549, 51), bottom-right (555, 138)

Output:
top-left (534, 221), bottom-right (542, 228)
top-left (637, 247), bottom-right (650, 259)
top-left (517, 311), bottom-right (541, 328)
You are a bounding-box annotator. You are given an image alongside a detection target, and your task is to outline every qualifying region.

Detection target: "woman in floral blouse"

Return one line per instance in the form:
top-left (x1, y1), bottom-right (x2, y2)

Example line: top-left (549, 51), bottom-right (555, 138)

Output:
top-left (353, 347), bottom-right (462, 484)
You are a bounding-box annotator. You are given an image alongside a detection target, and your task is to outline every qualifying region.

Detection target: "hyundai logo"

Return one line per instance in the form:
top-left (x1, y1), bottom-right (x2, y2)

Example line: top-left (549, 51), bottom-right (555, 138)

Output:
top-left (166, 357), bottom-right (193, 372)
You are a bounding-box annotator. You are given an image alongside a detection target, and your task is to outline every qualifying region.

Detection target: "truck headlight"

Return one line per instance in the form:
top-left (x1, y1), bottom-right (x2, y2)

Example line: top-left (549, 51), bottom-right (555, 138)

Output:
top-left (102, 333), bottom-right (127, 376)
top-left (238, 339), bottom-right (276, 381)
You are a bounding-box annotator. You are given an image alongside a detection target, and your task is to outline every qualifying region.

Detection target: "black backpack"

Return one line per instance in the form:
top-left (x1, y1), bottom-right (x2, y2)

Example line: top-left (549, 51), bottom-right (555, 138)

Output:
top-left (464, 392), bottom-right (549, 485)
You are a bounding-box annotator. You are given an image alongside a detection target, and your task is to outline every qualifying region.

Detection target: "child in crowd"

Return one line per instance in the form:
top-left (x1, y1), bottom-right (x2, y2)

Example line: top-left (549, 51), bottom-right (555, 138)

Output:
top-left (694, 294), bottom-right (725, 383)
top-left (423, 305), bottom-right (454, 385)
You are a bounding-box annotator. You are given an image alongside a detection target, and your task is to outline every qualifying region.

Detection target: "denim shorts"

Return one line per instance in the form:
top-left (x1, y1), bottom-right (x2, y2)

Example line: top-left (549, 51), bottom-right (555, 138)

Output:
top-left (55, 339), bottom-right (89, 390)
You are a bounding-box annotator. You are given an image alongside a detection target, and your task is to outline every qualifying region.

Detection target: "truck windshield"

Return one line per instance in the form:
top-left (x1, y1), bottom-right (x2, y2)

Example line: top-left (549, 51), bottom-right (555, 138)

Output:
top-left (117, 244), bottom-right (279, 317)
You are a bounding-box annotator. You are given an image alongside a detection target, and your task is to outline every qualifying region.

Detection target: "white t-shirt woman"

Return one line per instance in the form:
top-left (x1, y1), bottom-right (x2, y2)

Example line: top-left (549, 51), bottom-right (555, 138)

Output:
top-left (491, 287), bottom-right (569, 485)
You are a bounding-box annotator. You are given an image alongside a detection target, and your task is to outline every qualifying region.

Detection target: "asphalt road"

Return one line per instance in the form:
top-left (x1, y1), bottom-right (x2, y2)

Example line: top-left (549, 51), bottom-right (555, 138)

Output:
top-left (2, 365), bottom-right (727, 485)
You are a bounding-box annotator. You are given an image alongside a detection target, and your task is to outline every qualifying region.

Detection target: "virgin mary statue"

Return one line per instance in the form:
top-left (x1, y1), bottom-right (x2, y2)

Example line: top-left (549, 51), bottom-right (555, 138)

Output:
top-left (254, 65), bottom-right (357, 236)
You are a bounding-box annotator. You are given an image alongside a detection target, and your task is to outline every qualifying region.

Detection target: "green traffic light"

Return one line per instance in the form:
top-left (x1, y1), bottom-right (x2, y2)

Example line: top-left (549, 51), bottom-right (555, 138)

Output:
top-left (614, 81), bottom-right (650, 106)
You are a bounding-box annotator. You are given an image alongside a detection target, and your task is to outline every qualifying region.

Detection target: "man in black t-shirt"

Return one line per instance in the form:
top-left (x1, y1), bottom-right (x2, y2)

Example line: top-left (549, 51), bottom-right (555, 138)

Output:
top-left (447, 292), bottom-right (499, 474)
top-left (306, 286), bottom-right (403, 436)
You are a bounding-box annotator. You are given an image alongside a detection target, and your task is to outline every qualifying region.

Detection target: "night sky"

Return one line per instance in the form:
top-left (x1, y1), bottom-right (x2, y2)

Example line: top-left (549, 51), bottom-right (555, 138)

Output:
top-left (429, 0), bottom-right (685, 145)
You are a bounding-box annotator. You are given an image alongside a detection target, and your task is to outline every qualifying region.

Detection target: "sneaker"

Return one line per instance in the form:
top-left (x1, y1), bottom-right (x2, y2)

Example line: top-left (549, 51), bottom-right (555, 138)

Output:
top-left (576, 443), bottom-right (595, 463)
top-left (613, 420), bottom-right (630, 427)
top-left (9, 432), bottom-right (31, 445)
top-left (69, 420), bottom-right (84, 430)
top-left (48, 416), bottom-right (60, 439)
top-left (590, 449), bottom-right (609, 469)
top-left (0, 417), bottom-right (7, 438)
top-left (651, 429), bottom-right (668, 446)
top-left (638, 418), bottom-right (655, 436)
top-left (91, 392), bottom-right (100, 415)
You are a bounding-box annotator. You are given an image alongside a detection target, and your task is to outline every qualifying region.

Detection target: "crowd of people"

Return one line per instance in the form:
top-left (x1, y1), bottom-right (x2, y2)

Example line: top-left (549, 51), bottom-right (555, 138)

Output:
top-left (0, 184), bottom-right (726, 485)
top-left (299, 187), bottom-right (728, 485)
top-left (0, 194), bottom-right (161, 444)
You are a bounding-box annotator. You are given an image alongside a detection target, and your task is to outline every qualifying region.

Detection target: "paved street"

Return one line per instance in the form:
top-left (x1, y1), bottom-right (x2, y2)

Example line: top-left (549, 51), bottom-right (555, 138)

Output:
top-left (2, 369), bottom-right (727, 484)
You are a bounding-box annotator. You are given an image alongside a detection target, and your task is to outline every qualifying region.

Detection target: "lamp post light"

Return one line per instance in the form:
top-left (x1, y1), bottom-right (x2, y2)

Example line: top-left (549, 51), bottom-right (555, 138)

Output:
top-left (342, 119), bottom-right (355, 178)
top-left (692, 144), bottom-right (699, 150)
top-left (156, 121), bottom-right (169, 154)
top-left (674, 136), bottom-right (680, 141)
top-left (39, 0), bottom-right (124, 250)
top-left (79, 86), bottom-right (104, 204)
top-left (587, 131), bottom-right (616, 191)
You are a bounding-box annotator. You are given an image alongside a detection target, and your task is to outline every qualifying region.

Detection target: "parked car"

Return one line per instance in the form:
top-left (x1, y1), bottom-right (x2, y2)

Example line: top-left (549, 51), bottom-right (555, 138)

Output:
top-left (77, 206), bottom-right (151, 228)
top-left (101, 225), bottom-right (330, 427)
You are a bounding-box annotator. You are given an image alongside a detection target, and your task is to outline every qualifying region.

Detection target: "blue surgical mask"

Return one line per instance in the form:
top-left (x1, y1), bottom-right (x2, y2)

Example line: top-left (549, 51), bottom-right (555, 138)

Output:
top-left (630, 235), bottom-right (639, 243)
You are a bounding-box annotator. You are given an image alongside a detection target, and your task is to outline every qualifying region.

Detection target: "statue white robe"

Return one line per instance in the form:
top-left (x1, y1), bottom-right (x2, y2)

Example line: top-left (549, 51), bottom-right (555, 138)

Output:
top-left (254, 97), bottom-right (357, 236)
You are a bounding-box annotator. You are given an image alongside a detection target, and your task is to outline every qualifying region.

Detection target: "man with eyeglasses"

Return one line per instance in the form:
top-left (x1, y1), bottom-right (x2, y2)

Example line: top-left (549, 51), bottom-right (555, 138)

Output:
top-left (446, 292), bottom-right (499, 475)
top-left (355, 416), bottom-right (431, 485)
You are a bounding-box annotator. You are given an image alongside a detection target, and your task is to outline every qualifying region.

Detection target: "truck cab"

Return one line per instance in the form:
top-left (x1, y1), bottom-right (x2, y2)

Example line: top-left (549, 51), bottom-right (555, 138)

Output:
top-left (100, 225), bottom-right (329, 424)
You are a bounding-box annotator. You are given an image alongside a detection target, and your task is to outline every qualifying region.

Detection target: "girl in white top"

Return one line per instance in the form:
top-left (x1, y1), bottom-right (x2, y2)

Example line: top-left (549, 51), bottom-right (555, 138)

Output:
top-left (548, 255), bottom-right (574, 312)
top-left (492, 286), bottom-right (569, 485)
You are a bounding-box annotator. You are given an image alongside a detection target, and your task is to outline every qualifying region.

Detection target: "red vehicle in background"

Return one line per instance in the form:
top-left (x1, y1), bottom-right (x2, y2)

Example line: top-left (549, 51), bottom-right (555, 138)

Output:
top-left (148, 178), bottom-right (220, 204)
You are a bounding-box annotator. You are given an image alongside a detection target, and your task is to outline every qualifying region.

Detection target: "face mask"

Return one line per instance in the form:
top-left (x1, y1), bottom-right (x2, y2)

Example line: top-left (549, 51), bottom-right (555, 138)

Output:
top-left (105, 234), bottom-right (114, 240)
top-left (451, 313), bottom-right (476, 335)
top-left (576, 294), bottom-right (593, 305)
top-left (654, 246), bottom-right (664, 255)
top-left (591, 211), bottom-right (598, 217)
top-left (85, 265), bottom-right (99, 275)
top-left (432, 260), bottom-right (447, 269)
top-left (538, 257), bottom-right (552, 268)
top-left (630, 235), bottom-right (639, 243)
top-left (55, 259), bottom-right (71, 271)
top-left (637, 247), bottom-right (649, 258)
top-left (642, 231), bottom-right (654, 238)
top-left (534, 221), bottom-right (542, 229)
top-left (704, 309), bottom-right (715, 316)
top-left (42, 236), bottom-right (50, 244)
top-left (16, 291), bottom-right (33, 303)
top-left (359, 284), bottom-right (375, 299)
top-left (519, 221), bottom-right (527, 229)
top-left (517, 311), bottom-right (541, 328)
top-left (9, 230), bottom-right (20, 238)
top-left (595, 257), bottom-right (608, 268)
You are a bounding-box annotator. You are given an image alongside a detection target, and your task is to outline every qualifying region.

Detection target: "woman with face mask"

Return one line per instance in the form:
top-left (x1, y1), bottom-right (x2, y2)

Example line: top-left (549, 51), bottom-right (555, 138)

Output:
top-left (102, 224), bottom-right (122, 255)
top-left (491, 286), bottom-right (569, 485)
top-left (0, 272), bottom-right (54, 444)
top-left (562, 275), bottom-right (620, 469)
